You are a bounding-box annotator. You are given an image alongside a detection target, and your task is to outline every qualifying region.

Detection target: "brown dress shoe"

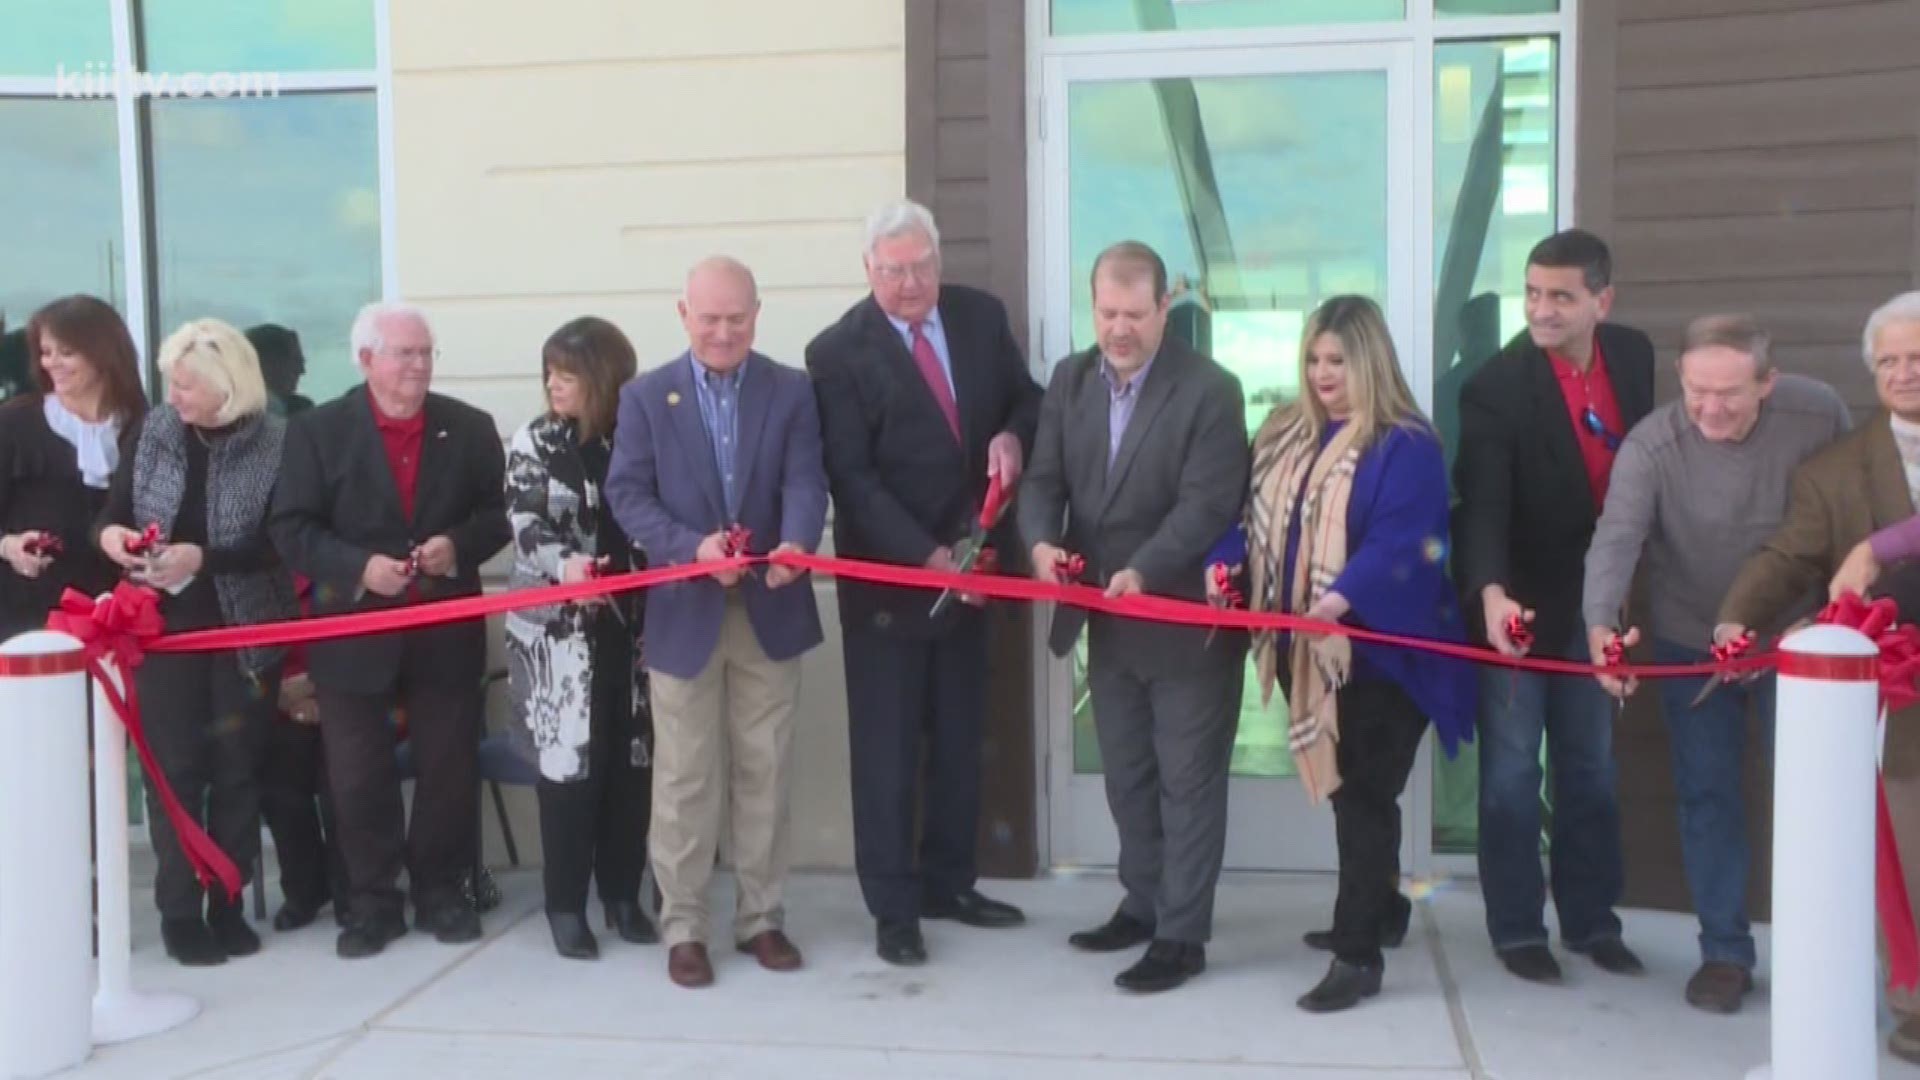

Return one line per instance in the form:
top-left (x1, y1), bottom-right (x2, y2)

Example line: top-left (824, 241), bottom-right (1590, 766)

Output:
top-left (1891, 1017), bottom-right (1920, 1065)
top-left (668, 942), bottom-right (714, 988)
top-left (737, 929), bottom-right (804, 972)
top-left (1683, 961), bottom-right (1752, 1014)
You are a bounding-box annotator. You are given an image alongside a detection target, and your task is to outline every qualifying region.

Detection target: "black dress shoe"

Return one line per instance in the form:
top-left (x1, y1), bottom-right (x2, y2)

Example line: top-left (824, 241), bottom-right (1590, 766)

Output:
top-left (1115, 940), bottom-right (1205, 992)
top-left (1304, 893), bottom-right (1411, 952)
top-left (1069, 909), bottom-right (1155, 953)
top-left (418, 904), bottom-right (483, 945)
top-left (1297, 958), bottom-right (1384, 1013)
top-left (1498, 944), bottom-right (1564, 984)
top-left (877, 919), bottom-right (927, 965)
top-left (923, 888), bottom-right (1026, 929)
top-left (335, 913), bottom-right (407, 959)
top-left (273, 898), bottom-right (326, 933)
top-left (207, 897), bottom-right (261, 958)
top-left (547, 912), bottom-right (600, 960)
top-left (1571, 936), bottom-right (1644, 975)
top-left (604, 900), bottom-right (659, 945)
top-left (161, 918), bottom-right (226, 967)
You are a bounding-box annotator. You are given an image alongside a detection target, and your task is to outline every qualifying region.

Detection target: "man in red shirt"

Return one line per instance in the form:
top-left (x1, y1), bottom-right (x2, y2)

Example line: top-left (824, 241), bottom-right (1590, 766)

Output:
top-left (1453, 231), bottom-right (1655, 985)
top-left (272, 303), bottom-right (509, 959)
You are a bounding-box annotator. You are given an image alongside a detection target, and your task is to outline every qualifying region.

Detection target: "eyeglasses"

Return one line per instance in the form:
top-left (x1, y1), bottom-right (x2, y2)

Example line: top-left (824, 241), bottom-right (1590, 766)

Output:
top-left (1582, 407), bottom-right (1623, 451)
top-left (871, 256), bottom-right (939, 286)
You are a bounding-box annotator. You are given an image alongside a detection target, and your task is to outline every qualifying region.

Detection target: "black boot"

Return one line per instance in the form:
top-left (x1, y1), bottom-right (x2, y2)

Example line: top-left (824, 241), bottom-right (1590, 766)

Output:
top-left (207, 895), bottom-right (261, 958)
top-left (547, 912), bottom-right (600, 960)
top-left (604, 900), bottom-right (659, 945)
top-left (1298, 958), bottom-right (1384, 1013)
top-left (161, 918), bottom-right (226, 967)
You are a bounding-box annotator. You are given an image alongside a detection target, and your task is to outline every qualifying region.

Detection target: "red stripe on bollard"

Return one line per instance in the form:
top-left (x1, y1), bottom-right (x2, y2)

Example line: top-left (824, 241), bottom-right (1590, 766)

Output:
top-left (0, 650), bottom-right (88, 677)
top-left (1776, 653), bottom-right (1877, 682)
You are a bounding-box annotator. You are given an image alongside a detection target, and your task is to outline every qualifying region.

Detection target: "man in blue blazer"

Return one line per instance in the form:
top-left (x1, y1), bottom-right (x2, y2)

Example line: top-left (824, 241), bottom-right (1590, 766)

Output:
top-left (605, 256), bottom-right (829, 989)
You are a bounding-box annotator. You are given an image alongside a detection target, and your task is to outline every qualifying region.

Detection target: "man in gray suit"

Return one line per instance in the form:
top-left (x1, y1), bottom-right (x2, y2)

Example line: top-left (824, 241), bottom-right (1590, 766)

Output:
top-left (605, 256), bottom-right (830, 989)
top-left (1021, 241), bottom-right (1250, 993)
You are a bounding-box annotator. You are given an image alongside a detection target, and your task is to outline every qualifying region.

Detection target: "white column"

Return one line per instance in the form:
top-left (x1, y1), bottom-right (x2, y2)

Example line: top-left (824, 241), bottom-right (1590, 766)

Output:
top-left (0, 632), bottom-right (93, 1078)
top-left (1750, 624), bottom-right (1882, 1080)
top-left (89, 657), bottom-right (198, 1044)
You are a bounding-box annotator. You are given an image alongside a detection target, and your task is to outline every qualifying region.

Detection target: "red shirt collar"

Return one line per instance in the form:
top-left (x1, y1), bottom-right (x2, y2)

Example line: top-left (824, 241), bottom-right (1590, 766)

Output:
top-left (1546, 335), bottom-right (1607, 381)
top-left (368, 391), bottom-right (426, 435)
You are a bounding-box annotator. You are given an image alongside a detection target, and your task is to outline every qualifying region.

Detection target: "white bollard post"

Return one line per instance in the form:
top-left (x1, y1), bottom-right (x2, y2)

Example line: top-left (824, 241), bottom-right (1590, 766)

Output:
top-left (0, 631), bottom-right (94, 1078)
top-left (89, 657), bottom-right (198, 1044)
top-left (1749, 624), bottom-right (1882, 1080)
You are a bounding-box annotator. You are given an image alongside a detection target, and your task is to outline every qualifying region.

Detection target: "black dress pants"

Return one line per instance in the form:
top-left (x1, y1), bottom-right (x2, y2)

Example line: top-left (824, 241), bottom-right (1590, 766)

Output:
top-left (538, 617), bottom-right (651, 914)
top-left (1327, 678), bottom-right (1429, 968)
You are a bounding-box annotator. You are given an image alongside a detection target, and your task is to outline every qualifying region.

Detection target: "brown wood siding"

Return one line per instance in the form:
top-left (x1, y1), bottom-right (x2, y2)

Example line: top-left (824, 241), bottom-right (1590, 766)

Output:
top-left (905, 0), bottom-right (1037, 878)
top-left (1581, 0), bottom-right (1920, 919)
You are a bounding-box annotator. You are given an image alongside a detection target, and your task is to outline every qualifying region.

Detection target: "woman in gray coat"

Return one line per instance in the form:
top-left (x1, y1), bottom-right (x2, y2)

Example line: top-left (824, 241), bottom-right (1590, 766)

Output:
top-left (505, 317), bottom-right (655, 959)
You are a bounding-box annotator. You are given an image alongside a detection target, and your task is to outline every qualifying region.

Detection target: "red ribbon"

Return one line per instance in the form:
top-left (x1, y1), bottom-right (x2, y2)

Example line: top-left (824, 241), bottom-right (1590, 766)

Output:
top-left (46, 584), bottom-right (243, 900)
top-left (1816, 593), bottom-right (1920, 990)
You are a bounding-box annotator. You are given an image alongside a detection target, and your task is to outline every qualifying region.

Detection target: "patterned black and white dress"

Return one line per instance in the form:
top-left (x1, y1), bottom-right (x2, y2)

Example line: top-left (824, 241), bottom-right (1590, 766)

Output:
top-left (504, 415), bottom-right (648, 783)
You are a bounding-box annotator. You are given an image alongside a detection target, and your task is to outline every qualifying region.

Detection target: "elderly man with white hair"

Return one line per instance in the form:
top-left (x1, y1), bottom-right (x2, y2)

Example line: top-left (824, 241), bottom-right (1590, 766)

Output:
top-left (1717, 290), bottom-right (1920, 1062)
top-left (806, 199), bottom-right (1042, 966)
top-left (271, 301), bottom-right (509, 959)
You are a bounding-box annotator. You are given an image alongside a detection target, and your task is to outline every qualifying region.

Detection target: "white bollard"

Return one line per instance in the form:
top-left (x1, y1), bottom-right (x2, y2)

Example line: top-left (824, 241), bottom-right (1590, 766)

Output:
top-left (89, 657), bottom-right (198, 1044)
top-left (1749, 624), bottom-right (1882, 1080)
top-left (0, 632), bottom-right (94, 1078)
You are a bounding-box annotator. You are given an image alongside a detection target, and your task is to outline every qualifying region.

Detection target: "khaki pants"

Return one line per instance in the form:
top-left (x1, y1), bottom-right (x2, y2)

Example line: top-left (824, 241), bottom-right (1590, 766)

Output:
top-left (1884, 775), bottom-right (1920, 1021)
top-left (648, 596), bottom-right (801, 948)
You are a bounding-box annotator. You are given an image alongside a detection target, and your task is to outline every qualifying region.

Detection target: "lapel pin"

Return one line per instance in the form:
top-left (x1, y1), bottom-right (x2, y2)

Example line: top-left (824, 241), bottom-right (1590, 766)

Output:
top-left (435, 429), bottom-right (448, 439)
top-left (667, 391), bottom-right (682, 406)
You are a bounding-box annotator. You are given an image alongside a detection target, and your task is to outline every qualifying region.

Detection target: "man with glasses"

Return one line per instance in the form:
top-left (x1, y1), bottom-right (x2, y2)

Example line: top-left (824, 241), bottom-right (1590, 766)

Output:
top-left (1581, 315), bottom-right (1847, 1012)
top-left (272, 301), bottom-right (509, 959)
top-left (806, 199), bottom-right (1041, 966)
top-left (1453, 229), bottom-right (1655, 985)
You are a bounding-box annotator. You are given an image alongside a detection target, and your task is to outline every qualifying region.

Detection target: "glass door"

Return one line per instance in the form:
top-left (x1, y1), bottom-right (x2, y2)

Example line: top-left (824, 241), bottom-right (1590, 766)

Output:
top-left (1038, 42), bottom-right (1418, 872)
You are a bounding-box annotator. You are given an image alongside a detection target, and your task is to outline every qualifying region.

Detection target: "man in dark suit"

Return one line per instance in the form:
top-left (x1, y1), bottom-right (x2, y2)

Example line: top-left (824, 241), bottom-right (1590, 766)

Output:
top-left (1453, 229), bottom-right (1655, 984)
top-left (271, 302), bottom-right (509, 959)
top-left (806, 200), bottom-right (1041, 966)
top-left (606, 256), bottom-right (830, 989)
top-left (1020, 240), bottom-right (1249, 994)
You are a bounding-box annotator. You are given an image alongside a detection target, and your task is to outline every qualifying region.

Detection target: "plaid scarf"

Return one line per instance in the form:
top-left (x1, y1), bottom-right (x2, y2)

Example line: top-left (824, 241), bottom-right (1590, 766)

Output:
top-left (1248, 410), bottom-right (1360, 803)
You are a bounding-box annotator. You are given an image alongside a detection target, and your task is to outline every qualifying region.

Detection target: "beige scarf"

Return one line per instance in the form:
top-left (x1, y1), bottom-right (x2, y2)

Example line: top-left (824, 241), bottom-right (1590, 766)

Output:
top-left (1247, 409), bottom-right (1361, 803)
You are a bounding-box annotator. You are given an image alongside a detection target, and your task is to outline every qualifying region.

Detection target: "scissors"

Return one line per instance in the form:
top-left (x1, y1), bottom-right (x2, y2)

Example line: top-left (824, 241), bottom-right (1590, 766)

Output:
top-left (1690, 630), bottom-right (1757, 708)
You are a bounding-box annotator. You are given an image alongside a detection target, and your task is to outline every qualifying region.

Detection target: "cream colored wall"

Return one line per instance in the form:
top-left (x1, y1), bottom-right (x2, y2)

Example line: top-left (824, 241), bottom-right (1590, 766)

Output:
top-left (388, 0), bottom-right (907, 872)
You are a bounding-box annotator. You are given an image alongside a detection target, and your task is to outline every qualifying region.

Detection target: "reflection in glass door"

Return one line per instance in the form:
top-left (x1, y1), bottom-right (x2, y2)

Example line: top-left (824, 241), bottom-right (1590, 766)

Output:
top-left (1041, 44), bottom-right (1414, 872)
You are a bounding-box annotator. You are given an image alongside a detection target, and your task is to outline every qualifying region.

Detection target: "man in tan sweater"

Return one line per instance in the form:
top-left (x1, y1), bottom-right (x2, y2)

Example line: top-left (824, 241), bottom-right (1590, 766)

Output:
top-left (1718, 290), bottom-right (1920, 1063)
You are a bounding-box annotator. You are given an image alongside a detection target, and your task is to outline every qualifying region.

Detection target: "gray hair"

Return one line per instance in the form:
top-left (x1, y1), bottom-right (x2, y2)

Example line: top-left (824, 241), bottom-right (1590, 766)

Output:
top-left (1865, 291), bottom-right (1920, 369)
top-left (1681, 313), bottom-right (1773, 378)
top-left (863, 199), bottom-right (941, 256)
top-left (350, 300), bottom-right (432, 358)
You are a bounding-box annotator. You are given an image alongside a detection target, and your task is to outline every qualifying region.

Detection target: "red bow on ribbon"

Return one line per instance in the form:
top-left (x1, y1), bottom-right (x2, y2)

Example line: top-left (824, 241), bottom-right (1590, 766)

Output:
top-left (1056, 552), bottom-right (1087, 583)
top-left (1710, 630), bottom-right (1756, 665)
top-left (22, 533), bottom-right (63, 558)
top-left (1817, 592), bottom-right (1920, 990)
top-left (1504, 613), bottom-right (1535, 654)
top-left (1601, 633), bottom-right (1626, 670)
top-left (46, 583), bottom-right (243, 900)
top-left (722, 524), bottom-right (753, 559)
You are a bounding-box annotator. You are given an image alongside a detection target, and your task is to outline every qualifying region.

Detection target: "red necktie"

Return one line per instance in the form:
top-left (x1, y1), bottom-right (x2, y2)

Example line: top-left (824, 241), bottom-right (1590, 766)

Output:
top-left (911, 322), bottom-right (961, 443)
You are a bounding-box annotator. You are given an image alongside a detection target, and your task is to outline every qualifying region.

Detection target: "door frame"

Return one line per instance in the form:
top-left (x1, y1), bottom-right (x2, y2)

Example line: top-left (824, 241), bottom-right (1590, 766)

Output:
top-left (1035, 39), bottom-right (1419, 874)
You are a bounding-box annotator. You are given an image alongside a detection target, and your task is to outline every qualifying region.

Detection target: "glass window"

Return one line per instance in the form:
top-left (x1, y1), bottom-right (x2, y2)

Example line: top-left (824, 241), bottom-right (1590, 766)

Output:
top-left (1065, 69), bottom-right (1391, 779)
top-left (1429, 36), bottom-right (1558, 853)
top-left (150, 94), bottom-right (381, 405)
top-left (1052, 0), bottom-right (1402, 36)
top-left (1437, 0), bottom-right (1559, 15)
top-left (0, 99), bottom-right (125, 324)
top-left (142, 0), bottom-right (377, 73)
top-left (0, 0), bottom-right (113, 77)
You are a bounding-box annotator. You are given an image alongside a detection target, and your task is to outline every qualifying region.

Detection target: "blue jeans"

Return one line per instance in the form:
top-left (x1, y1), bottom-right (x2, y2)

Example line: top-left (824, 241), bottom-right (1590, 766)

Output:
top-left (1477, 628), bottom-right (1624, 952)
top-left (1653, 637), bottom-right (1775, 970)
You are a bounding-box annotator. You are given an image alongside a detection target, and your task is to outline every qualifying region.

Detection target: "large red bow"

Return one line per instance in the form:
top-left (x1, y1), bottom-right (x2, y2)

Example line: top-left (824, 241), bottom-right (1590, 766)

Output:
top-left (1817, 593), bottom-right (1920, 990)
top-left (47, 584), bottom-right (242, 900)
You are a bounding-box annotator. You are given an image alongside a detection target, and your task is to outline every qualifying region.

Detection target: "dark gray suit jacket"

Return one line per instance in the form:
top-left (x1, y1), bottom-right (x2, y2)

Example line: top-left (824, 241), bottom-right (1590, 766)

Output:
top-left (1018, 337), bottom-right (1250, 677)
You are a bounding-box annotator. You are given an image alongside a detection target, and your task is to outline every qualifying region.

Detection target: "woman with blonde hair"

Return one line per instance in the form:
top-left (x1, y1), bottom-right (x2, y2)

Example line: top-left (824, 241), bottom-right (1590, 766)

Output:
top-left (97, 318), bottom-right (297, 966)
top-left (1209, 295), bottom-right (1475, 1011)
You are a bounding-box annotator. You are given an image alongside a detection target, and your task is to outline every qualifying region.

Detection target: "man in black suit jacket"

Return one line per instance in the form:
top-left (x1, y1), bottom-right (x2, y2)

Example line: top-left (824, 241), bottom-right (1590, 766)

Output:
top-left (1453, 230), bottom-right (1655, 984)
top-left (271, 302), bottom-right (509, 959)
top-left (806, 200), bottom-right (1041, 966)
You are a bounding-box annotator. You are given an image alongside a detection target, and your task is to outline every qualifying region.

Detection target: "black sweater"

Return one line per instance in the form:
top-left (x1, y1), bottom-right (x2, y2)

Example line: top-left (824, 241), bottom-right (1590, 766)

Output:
top-left (0, 395), bottom-right (137, 637)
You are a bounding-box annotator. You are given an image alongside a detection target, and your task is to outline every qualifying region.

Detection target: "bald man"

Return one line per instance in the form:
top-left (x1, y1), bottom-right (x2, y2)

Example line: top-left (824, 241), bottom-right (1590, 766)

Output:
top-left (605, 257), bottom-right (830, 989)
